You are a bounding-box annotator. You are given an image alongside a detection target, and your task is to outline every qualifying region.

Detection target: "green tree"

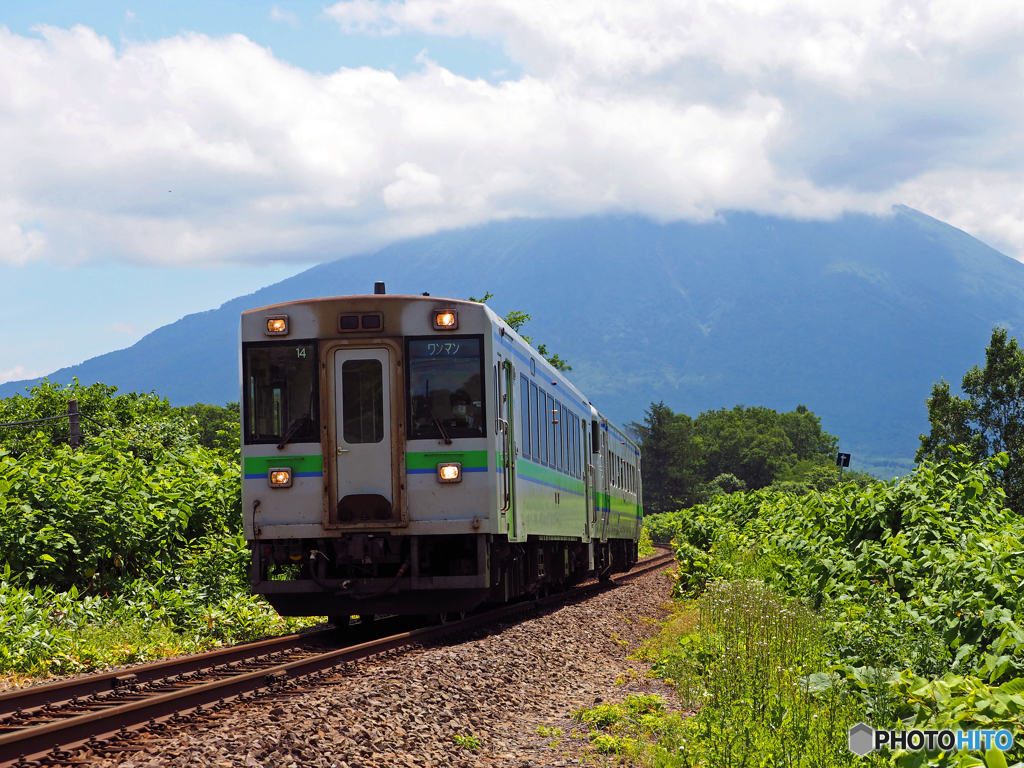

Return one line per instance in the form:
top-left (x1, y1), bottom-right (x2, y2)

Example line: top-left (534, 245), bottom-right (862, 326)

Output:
top-left (631, 402), bottom-right (702, 513)
top-left (176, 402), bottom-right (240, 452)
top-left (779, 404), bottom-right (838, 461)
top-left (693, 405), bottom-right (797, 490)
top-left (918, 326), bottom-right (1024, 510)
top-left (468, 293), bottom-right (571, 371)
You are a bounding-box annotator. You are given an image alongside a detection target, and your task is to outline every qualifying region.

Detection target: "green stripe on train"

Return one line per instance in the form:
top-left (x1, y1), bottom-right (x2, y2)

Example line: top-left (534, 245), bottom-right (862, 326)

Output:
top-left (406, 450), bottom-right (489, 470)
top-left (517, 460), bottom-right (586, 494)
top-left (243, 455), bottom-right (324, 474)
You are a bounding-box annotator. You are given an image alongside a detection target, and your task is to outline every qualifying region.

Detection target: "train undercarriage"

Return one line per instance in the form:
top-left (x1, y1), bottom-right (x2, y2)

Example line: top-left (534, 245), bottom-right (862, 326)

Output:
top-left (253, 533), bottom-right (639, 618)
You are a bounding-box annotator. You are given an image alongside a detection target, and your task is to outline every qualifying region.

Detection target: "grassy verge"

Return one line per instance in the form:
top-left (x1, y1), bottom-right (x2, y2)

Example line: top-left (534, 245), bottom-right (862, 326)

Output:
top-left (576, 585), bottom-right (865, 767)
top-left (638, 527), bottom-right (657, 558)
top-left (0, 560), bottom-right (319, 683)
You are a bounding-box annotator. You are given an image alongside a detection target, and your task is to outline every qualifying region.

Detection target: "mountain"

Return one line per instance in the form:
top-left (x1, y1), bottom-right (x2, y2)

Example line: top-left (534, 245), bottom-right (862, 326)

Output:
top-left (5, 206), bottom-right (1023, 476)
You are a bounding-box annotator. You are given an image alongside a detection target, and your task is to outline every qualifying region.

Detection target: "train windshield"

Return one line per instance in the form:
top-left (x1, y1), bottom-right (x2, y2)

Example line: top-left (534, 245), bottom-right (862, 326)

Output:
top-left (407, 336), bottom-right (485, 440)
top-left (244, 341), bottom-right (320, 445)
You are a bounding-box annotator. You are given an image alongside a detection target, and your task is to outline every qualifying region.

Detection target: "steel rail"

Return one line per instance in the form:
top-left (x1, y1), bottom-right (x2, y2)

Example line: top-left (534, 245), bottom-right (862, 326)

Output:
top-left (0, 616), bottom-right (409, 718)
top-left (0, 550), bottom-right (673, 767)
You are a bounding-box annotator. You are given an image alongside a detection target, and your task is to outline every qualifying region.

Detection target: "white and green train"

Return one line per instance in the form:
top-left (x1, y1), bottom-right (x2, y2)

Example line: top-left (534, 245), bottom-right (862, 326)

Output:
top-left (241, 286), bottom-right (642, 621)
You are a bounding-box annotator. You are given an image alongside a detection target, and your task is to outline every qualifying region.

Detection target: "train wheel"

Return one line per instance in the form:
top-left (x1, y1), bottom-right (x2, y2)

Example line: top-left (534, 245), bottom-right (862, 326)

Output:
top-left (328, 615), bottom-right (352, 638)
top-left (434, 611), bottom-right (466, 625)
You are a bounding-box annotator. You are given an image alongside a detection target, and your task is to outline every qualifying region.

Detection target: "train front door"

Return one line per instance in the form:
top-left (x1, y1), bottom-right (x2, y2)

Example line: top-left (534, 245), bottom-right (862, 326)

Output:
top-left (333, 348), bottom-right (395, 522)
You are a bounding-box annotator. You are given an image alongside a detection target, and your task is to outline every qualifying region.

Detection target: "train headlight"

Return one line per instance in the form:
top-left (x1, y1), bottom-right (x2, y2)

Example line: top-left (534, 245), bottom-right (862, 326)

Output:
top-left (265, 316), bottom-right (288, 335)
top-left (268, 468), bottom-right (293, 487)
top-left (433, 310), bottom-right (458, 330)
top-left (437, 463), bottom-right (462, 483)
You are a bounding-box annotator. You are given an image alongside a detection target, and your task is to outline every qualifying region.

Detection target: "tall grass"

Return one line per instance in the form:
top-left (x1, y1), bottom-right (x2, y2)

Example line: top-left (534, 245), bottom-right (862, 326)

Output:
top-left (653, 581), bottom-right (864, 767)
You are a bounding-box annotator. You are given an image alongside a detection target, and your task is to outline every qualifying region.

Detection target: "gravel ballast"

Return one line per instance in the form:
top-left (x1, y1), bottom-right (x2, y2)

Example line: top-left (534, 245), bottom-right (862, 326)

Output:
top-left (92, 564), bottom-right (678, 768)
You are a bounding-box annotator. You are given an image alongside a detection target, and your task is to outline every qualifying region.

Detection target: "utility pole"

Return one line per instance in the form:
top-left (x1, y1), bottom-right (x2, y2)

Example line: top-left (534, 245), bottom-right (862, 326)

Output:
top-left (68, 400), bottom-right (81, 448)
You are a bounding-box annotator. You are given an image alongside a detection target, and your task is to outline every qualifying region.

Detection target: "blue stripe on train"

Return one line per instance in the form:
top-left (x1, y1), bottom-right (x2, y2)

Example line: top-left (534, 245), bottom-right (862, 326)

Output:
top-left (406, 467), bottom-right (488, 474)
top-left (243, 471), bottom-right (323, 480)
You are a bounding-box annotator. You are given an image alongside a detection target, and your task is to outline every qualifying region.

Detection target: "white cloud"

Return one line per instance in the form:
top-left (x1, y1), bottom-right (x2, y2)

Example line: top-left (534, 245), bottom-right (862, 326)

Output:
top-left (269, 5), bottom-right (300, 27)
top-left (0, 365), bottom-right (41, 385)
top-left (383, 163), bottom-right (444, 209)
top-left (1, 3), bottom-right (1024, 265)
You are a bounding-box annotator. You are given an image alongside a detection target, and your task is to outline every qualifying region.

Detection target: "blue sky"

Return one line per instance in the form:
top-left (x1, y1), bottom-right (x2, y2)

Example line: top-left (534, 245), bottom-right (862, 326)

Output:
top-left (3, 0), bottom-right (1024, 387)
top-left (0, 1), bottom-right (516, 384)
top-left (2, 1), bottom-right (518, 79)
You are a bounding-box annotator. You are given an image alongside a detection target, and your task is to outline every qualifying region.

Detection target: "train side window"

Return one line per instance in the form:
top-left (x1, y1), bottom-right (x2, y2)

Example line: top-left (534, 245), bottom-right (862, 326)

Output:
top-left (577, 416), bottom-right (583, 478)
top-left (556, 403), bottom-right (564, 473)
top-left (520, 375), bottom-right (531, 459)
top-left (566, 407), bottom-right (573, 476)
top-left (493, 365), bottom-right (499, 434)
top-left (561, 405), bottom-right (569, 473)
top-left (531, 382), bottom-right (541, 461)
top-left (538, 388), bottom-right (548, 465)
top-left (572, 414), bottom-right (579, 478)
top-left (568, 412), bottom-right (575, 478)
top-left (571, 412), bottom-right (578, 478)
top-left (547, 393), bottom-right (556, 469)
top-left (591, 420), bottom-right (600, 454)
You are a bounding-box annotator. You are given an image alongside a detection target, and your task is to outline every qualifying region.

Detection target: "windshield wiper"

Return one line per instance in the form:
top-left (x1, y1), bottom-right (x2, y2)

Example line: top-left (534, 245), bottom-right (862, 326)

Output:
top-left (277, 413), bottom-right (311, 450)
top-left (425, 401), bottom-right (453, 445)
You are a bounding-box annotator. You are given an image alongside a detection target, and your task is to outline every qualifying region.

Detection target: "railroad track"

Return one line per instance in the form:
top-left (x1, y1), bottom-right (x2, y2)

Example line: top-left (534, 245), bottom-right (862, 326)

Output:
top-left (0, 548), bottom-right (674, 767)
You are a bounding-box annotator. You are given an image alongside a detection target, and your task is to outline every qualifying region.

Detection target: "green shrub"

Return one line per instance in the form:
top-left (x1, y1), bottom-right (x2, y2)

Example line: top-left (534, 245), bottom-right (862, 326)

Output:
top-left (653, 450), bottom-right (1024, 765)
top-left (0, 382), bottom-right (317, 679)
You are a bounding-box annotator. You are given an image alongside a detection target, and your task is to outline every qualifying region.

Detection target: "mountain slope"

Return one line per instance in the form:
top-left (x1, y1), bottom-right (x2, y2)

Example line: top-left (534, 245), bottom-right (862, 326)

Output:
top-left (5, 207), bottom-right (1022, 476)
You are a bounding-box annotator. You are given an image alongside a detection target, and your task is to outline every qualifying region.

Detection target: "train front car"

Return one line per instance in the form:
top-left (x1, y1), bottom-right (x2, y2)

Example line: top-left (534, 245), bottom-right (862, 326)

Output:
top-left (240, 292), bottom-right (641, 621)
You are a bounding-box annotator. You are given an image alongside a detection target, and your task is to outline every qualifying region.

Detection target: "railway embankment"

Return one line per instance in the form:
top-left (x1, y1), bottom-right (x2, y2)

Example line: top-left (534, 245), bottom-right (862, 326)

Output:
top-left (73, 564), bottom-right (677, 768)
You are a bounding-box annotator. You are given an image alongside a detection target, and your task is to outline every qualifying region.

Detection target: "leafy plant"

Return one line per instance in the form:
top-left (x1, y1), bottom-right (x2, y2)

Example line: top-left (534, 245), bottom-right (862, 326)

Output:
top-left (452, 734), bottom-right (482, 750)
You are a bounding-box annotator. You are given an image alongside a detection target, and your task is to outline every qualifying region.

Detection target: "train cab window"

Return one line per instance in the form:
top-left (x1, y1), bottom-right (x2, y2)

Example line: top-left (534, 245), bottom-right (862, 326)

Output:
top-left (244, 341), bottom-right (319, 445)
top-left (407, 336), bottom-right (485, 440)
top-left (520, 375), bottom-right (532, 459)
